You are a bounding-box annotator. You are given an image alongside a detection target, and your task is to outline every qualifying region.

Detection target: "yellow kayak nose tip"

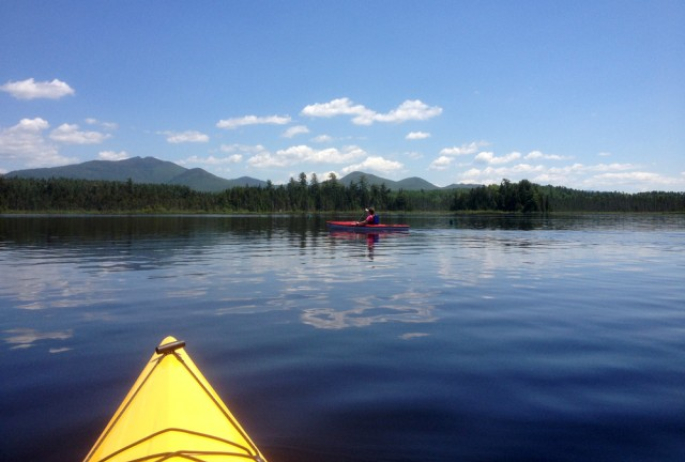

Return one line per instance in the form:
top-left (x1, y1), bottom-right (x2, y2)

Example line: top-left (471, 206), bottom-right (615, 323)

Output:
top-left (83, 336), bottom-right (268, 462)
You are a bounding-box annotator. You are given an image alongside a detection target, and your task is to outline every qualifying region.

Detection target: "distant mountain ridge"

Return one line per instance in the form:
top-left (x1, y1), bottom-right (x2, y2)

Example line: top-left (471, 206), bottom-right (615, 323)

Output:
top-left (6, 157), bottom-right (265, 193)
top-left (338, 171), bottom-right (477, 190)
top-left (5, 157), bottom-right (478, 192)
top-left (8, 156), bottom-right (186, 184)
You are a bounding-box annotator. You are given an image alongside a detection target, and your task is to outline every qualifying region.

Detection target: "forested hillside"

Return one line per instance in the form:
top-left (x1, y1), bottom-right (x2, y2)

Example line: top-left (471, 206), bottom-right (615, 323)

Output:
top-left (0, 175), bottom-right (683, 214)
top-left (5, 156), bottom-right (265, 193)
top-left (450, 180), bottom-right (684, 213)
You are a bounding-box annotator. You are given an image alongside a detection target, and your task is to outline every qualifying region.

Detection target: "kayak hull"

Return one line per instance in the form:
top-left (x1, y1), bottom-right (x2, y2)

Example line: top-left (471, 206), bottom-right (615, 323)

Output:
top-left (326, 221), bottom-right (409, 233)
top-left (83, 337), bottom-right (267, 462)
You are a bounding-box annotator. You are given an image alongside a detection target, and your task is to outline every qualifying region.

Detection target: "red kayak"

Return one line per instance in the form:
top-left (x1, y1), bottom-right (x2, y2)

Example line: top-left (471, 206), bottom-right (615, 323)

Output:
top-left (326, 221), bottom-right (409, 232)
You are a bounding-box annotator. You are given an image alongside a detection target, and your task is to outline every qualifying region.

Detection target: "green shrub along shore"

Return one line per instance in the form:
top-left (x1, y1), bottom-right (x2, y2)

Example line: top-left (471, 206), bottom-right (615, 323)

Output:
top-left (1, 176), bottom-right (683, 214)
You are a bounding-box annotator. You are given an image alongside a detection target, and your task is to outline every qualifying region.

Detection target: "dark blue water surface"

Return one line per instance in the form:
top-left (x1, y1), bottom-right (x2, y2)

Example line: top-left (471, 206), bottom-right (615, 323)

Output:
top-left (1, 214), bottom-right (683, 462)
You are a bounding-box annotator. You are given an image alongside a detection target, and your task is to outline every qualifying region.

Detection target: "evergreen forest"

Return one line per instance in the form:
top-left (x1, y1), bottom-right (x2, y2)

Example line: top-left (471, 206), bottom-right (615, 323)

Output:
top-left (1, 174), bottom-right (683, 214)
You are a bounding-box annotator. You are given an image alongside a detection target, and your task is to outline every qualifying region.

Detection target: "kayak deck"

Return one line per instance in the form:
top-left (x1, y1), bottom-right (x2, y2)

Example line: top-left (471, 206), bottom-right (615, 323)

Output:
top-left (83, 337), bottom-right (267, 462)
top-left (326, 221), bottom-right (409, 232)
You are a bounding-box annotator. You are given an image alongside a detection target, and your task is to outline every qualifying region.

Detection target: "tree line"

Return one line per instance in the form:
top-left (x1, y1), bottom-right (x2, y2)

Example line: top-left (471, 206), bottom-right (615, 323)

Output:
top-left (450, 179), bottom-right (684, 213)
top-left (1, 175), bottom-right (683, 214)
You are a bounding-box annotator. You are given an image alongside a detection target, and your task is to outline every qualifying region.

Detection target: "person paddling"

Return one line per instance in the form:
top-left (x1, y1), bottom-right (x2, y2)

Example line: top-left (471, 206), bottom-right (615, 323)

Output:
top-left (355, 207), bottom-right (377, 226)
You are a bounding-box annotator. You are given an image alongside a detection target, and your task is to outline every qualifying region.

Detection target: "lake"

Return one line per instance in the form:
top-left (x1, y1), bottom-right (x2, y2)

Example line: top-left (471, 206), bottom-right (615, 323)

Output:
top-left (1, 214), bottom-right (684, 462)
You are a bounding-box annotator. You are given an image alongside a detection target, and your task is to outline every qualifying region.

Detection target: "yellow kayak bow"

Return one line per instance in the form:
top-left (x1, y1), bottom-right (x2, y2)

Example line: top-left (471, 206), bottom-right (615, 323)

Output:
top-left (83, 336), bottom-right (267, 462)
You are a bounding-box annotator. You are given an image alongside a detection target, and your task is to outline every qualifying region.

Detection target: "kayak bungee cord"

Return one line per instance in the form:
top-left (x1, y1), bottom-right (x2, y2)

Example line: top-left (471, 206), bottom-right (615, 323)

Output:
top-left (165, 341), bottom-right (265, 462)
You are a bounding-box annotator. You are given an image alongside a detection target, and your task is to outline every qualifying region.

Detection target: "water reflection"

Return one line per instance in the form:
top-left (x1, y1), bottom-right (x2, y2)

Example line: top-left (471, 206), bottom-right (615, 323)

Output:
top-left (328, 231), bottom-right (380, 244)
top-left (417, 212), bottom-right (685, 231)
top-left (329, 231), bottom-right (380, 260)
top-left (1, 214), bottom-right (684, 462)
top-left (328, 230), bottom-right (412, 261)
top-left (302, 290), bottom-right (438, 329)
top-left (399, 332), bottom-right (430, 340)
top-left (3, 328), bottom-right (73, 350)
top-left (0, 252), bottom-right (113, 310)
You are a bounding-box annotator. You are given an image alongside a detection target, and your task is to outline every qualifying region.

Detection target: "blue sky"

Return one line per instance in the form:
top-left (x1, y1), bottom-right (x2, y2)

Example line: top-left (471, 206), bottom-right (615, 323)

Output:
top-left (1, 1), bottom-right (683, 192)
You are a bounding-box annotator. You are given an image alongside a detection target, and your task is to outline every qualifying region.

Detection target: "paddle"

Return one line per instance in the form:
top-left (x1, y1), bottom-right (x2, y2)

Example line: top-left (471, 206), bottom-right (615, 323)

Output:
top-left (357, 208), bottom-right (370, 226)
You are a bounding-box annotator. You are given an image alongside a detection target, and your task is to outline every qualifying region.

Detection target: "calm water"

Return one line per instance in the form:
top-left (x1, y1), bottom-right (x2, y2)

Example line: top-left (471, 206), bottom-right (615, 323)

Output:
top-left (1, 214), bottom-right (683, 462)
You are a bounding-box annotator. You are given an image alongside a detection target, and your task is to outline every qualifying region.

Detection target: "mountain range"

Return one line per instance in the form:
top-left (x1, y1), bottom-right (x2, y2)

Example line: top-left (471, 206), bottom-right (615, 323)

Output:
top-left (4, 156), bottom-right (477, 192)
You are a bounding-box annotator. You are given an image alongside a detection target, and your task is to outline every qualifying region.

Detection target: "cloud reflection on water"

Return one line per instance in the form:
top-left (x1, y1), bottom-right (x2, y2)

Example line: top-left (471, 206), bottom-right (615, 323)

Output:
top-left (302, 291), bottom-right (438, 330)
top-left (3, 328), bottom-right (73, 350)
top-left (400, 332), bottom-right (430, 340)
top-left (0, 249), bottom-right (118, 310)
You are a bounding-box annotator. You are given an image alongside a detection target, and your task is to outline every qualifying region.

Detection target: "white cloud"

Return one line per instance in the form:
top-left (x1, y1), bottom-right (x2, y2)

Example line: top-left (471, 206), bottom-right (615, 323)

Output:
top-left (281, 145), bottom-right (365, 163)
top-left (282, 125), bottom-right (310, 138)
top-left (179, 154), bottom-right (243, 166)
top-left (369, 100), bottom-right (442, 124)
top-left (592, 171), bottom-right (667, 183)
top-left (458, 164), bottom-right (545, 186)
top-left (440, 141), bottom-right (488, 156)
top-left (312, 134), bottom-right (333, 143)
top-left (406, 131), bottom-right (431, 140)
top-left (160, 130), bottom-right (209, 143)
top-left (220, 143), bottom-right (269, 156)
top-left (429, 155), bottom-right (453, 170)
top-left (85, 118), bottom-right (118, 130)
top-left (524, 150), bottom-right (566, 161)
top-left (7, 117), bottom-right (50, 132)
top-left (342, 156), bottom-right (403, 174)
top-left (475, 151), bottom-right (522, 165)
top-left (0, 78), bottom-right (75, 100)
top-left (0, 118), bottom-right (52, 158)
top-left (455, 158), bottom-right (685, 192)
top-left (216, 114), bottom-right (291, 129)
top-left (474, 164), bottom-right (543, 179)
top-left (301, 97), bottom-right (371, 119)
top-left (301, 97), bottom-right (442, 125)
top-left (247, 144), bottom-right (366, 169)
top-left (547, 162), bottom-right (636, 175)
top-left (98, 151), bottom-right (129, 161)
top-left (0, 118), bottom-right (76, 167)
top-left (247, 151), bottom-right (285, 168)
top-left (460, 168), bottom-right (493, 184)
top-left (598, 152), bottom-right (612, 157)
top-left (582, 171), bottom-right (684, 191)
top-left (49, 124), bottom-right (111, 144)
